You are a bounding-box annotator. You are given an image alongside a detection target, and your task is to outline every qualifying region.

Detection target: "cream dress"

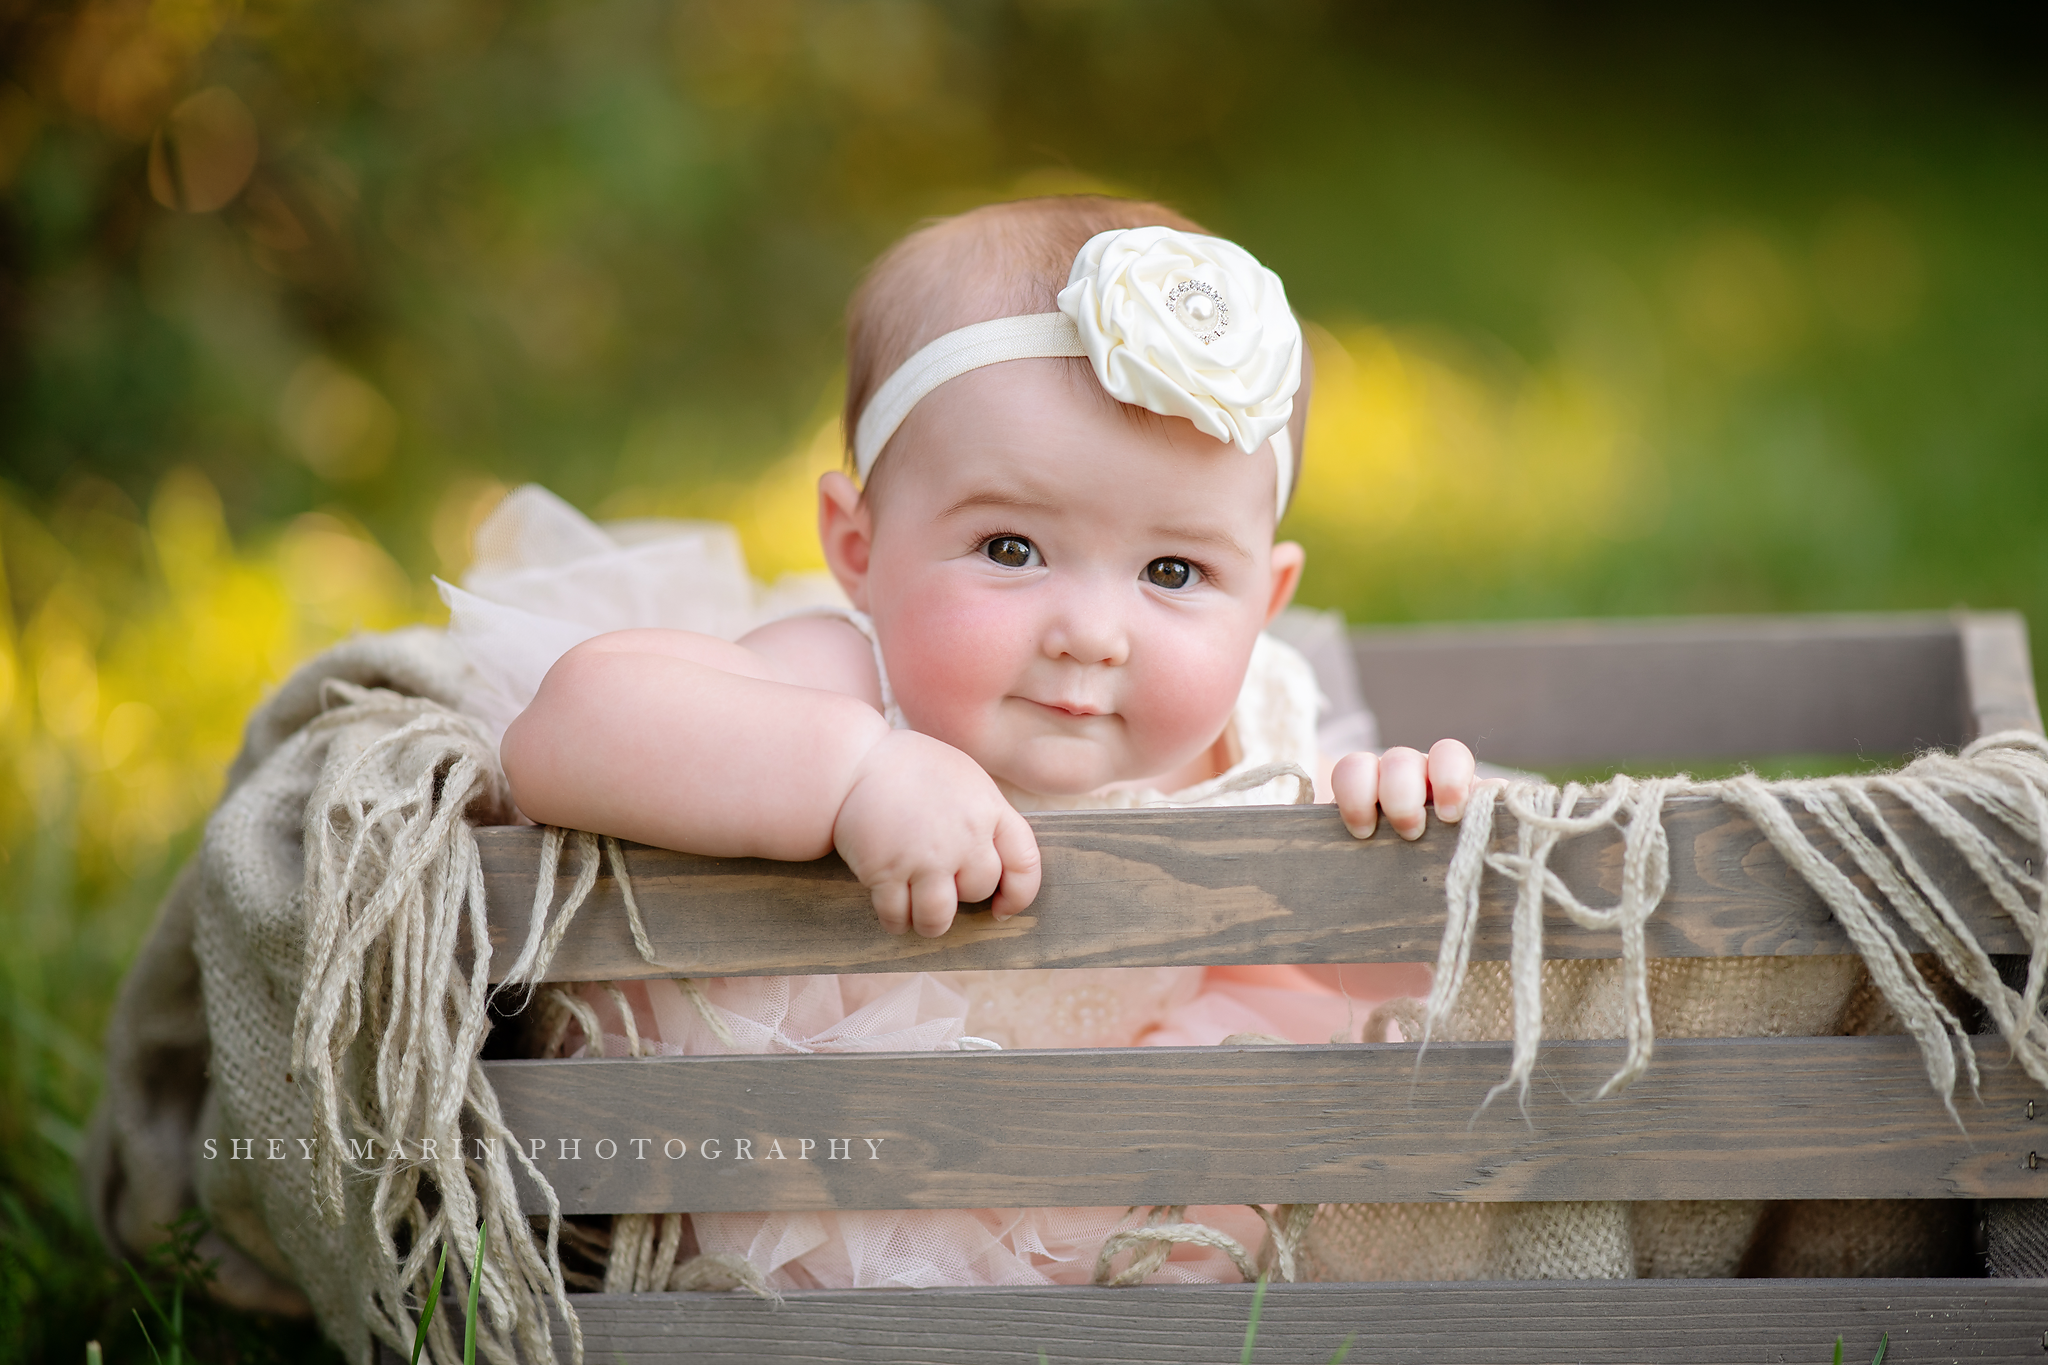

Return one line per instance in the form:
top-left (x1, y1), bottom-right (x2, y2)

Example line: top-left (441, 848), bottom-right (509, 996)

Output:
top-left (443, 486), bottom-right (1425, 1289)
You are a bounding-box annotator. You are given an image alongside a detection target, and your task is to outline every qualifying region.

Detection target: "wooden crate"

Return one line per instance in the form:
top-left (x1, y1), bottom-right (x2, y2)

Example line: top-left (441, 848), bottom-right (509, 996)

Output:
top-left (430, 612), bottom-right (2048, 1363)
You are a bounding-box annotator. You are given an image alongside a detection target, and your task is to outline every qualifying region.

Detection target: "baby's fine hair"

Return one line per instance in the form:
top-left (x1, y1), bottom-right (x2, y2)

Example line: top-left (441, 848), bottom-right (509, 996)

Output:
top-left (843, 195), bottom-right (1309, 512)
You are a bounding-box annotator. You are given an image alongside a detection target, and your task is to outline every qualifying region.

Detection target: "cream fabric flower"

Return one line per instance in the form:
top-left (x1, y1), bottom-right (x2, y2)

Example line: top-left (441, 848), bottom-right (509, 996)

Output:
top-left (1056, 226), bottom-right (1302, 454)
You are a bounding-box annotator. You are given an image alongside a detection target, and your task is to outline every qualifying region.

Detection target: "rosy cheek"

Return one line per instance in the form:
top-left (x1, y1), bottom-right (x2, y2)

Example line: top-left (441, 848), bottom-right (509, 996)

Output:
top-left (873, 576), bottom-right (1028, 747)
top-left (1121, 628), bottom-right (1250, 762)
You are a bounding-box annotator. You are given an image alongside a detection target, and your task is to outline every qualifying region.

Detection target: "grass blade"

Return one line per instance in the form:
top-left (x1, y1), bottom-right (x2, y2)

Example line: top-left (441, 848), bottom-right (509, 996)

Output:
top-left (122, 1258), bottom-right (168, 1332)
top-left (1871, 1331), bottom-right (1889, 1365)
top-left (1833, 1336), bottom-right (1843, 1365)
top-left (411, 1240), bottom-right (450, 1365)
top-left (464, 1221), bottom-right (489, 1365)
top-left (1240, 1273), bottom-right (1269, 1365)
top-left (132, 1309), bottom-right (164, 1365)
top-left (1329, 1331), bottom-right (1357, 1364)
top-left (86, 1344), bottom-right (102, 1365)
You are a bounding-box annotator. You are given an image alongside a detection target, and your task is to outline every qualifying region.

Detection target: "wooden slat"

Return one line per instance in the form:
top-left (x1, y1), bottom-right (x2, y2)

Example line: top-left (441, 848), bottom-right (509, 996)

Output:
top-left (482, 1036), bottom-right (2048, 1215)
top-left (1961, 611), bottom-right (2045, 740)
top-left (1350, 612), bottom-right (1967, 766)
top-left (474, 795), bottom-right (2031, 983)
top-left (376, 1280), bottom-right (2048, 1365)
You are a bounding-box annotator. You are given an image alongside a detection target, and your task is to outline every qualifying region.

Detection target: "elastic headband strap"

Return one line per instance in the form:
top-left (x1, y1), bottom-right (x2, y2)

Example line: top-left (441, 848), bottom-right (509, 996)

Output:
top-left (854, 315), bottom-right (1085, 477)
top-left (852, 312), bottom-right (1294, 511)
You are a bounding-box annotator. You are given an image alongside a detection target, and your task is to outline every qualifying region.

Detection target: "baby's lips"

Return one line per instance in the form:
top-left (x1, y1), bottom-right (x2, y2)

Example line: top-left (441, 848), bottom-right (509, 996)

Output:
top-left (1022, 695), bottom-right (1108, 718)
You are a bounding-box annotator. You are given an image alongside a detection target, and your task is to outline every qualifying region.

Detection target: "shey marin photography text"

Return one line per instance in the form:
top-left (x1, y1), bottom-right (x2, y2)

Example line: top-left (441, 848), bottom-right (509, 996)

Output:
top-left (201, 1135), bottom-right (890, 1162)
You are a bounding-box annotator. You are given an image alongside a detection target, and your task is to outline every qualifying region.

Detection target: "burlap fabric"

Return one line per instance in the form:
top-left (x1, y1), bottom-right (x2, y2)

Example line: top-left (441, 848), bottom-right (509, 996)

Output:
top-left (1310, 956), bottom-right (1973, 1280)
top-left (85, 629), bottom-right (574, 1365)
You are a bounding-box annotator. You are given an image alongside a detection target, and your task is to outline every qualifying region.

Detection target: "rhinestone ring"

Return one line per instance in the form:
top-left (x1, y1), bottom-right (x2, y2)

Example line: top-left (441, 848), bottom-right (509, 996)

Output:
top-left (1165, 279), bottom-right (1231, 345)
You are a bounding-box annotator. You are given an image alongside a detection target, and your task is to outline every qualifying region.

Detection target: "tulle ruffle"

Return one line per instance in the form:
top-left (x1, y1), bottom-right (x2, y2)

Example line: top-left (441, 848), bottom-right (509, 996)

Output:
top-left (572, 960), bottom-right (1429, 1290)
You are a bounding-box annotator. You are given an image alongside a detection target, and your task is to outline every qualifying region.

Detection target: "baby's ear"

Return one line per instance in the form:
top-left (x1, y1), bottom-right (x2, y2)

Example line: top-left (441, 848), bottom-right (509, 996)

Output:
top-left (817, 471), bottom-right (875, 610)
top-left (1264, 541), bottom-right (1305, 625)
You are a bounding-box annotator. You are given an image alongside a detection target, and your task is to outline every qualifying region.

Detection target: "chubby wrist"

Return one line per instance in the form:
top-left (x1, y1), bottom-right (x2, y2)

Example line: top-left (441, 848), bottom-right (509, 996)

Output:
top-left (833, 725), bottom-right (920, 827)
top-left (831, 726), bottom-right (984, 845)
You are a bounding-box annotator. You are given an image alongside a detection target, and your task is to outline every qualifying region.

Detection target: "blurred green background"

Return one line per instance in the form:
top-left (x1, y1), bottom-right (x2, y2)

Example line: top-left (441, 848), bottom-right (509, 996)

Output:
top-left (3, 1), bottom-right (2045, 1356)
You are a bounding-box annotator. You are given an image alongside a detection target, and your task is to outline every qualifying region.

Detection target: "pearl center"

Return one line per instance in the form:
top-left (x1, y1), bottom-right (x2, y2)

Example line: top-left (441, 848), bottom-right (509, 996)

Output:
top-left (1180, 292), bottom-right (1218, 327)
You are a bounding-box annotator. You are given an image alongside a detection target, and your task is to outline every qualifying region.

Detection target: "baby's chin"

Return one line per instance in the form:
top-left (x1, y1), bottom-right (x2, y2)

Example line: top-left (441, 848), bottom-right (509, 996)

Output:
top-left (979, 735), bottom-right (1184, 803)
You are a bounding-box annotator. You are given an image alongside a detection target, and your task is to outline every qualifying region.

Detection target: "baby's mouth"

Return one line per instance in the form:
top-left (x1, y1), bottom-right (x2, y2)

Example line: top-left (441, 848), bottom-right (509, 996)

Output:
top-left (1022, 697), bottom-right (1108, 720)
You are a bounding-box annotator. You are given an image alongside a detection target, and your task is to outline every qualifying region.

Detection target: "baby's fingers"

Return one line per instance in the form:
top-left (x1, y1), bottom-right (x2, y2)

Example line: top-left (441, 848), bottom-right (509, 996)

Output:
top-left (956, 841), bottom-right (1004, 908)
top-left (869, 880), bottom-right (912, 935)
top-left (989, 806), bottom-right (1042, 921)
top-left (1331, 751), bottom-right (1380, 838)
top-left (908, 870), bottom-right (959, 938)
top-left (1378, 746), bottom-right (1430, 840)
top-left (1427, 738), bottom-right (1478, 823)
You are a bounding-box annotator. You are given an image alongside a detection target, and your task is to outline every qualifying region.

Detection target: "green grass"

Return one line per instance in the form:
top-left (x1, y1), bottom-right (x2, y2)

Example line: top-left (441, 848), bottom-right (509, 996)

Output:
top-left (58, 1210), bottom-right (342, 1365)
top-left (407, 1242), bottom-right (449, 1365)
top-left (1535, 751), bottom-right (1909, 788)
top-left (64, 1213), bottom-right (489, 1365)
top-left (462, 1224), bottom-right (486, 1365)
top-left (0, 810), bottom-right (349, 1365)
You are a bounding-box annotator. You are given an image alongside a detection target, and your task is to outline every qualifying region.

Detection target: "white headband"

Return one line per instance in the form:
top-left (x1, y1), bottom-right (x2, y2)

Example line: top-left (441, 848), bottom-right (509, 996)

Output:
top-left (853, 225), bottom-right (1303, 512)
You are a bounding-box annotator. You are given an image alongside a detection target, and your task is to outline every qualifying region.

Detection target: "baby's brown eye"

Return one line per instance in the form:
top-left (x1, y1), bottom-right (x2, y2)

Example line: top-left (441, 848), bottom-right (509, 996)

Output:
top-left (984, 536), bottom-right (1037, 568)
top-left (1146, 558), bottom-right (1196, 590)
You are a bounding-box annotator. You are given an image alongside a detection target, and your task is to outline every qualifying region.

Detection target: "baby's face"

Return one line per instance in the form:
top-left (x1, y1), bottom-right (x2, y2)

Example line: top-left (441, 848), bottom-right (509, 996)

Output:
top-left (830, 360), bottom-right (1301, 797)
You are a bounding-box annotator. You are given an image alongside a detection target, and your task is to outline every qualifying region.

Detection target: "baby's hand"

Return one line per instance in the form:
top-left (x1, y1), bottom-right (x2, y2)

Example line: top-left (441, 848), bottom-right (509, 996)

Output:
top-left (832, 729), bottom-right (1042, 936)
top-left (1330, 739), bottom-right (1479, 841)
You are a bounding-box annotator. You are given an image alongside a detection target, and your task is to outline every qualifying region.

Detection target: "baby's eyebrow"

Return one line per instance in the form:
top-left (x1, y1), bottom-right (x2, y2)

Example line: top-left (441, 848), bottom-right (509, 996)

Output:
top-left (938, 490), bottom-right (1061, 518)
top-left (1151, 523), bottom-right (1253, 561)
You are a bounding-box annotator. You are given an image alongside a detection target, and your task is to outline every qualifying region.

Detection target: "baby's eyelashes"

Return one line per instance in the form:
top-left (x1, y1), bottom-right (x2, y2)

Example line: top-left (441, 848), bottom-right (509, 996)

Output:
top-left (1144, 557), bottom-right (1202, 590)
top-left (972, 536), bottom-right (1205, 590)
top-left (981, 535), bottom-right (1042, 569)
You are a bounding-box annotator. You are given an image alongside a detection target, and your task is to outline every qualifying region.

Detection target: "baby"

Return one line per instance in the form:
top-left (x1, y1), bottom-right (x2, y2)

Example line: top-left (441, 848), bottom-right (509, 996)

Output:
top-left (501, 196), bottom-right (1476, 936)
top-left (485, 195), bottom-right (1477, 1289)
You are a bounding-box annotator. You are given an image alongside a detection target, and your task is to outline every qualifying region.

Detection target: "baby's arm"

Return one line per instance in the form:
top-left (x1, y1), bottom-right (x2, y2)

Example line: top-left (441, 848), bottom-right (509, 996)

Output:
top-left (1321, 740), bottom-right (1479, 840)
top-left (501, 617), bottom-right (1040, 933)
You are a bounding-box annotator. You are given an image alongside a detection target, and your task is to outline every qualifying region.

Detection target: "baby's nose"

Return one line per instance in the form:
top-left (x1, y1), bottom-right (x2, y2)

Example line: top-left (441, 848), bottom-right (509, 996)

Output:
top-left (1042, 587), bottom-right (1130, 666)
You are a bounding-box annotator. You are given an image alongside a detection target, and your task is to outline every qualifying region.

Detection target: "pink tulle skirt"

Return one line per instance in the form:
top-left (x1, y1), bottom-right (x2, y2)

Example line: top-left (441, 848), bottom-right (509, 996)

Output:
top-left (573, 961), bottom-right (1428, 1289)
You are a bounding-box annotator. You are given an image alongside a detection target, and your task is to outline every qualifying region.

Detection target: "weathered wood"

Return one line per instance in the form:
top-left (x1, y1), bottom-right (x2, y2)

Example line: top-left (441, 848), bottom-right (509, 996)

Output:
top-left (1351, 612), bottom-right (1967, 766)
top-left (375, 1279), bottom-right (2048, 1365)
top-left (481, 1036), bottom-right (2048, 1215)
top-left (1961, 611), bottom-right (2045, 740)
top-left (474, 793), bottom-right (2031, 983)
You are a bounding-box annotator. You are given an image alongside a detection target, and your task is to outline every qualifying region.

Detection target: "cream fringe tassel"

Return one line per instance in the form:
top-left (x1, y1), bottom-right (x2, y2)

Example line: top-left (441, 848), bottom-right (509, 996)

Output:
top-left (287, 685), bottom-right (755, 1365)
top-left (287, 685), bottom-right (573, 1365)
top-left (1425, 729), bottom-right (2048, 1116)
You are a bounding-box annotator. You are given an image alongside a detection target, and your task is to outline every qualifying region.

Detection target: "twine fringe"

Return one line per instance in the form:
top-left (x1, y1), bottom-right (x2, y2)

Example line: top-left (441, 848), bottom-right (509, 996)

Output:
top-left (1252, 1202), bottom-right (1318, 1284)
top-left (1424, 730), bottom-right (2048, 1113)
top-left (287, 684), bottom-right (581, 1365)
top-left (600, 1209), bottom-right (780, 1302)
top-left (1141, 759), bottom-right (1315, 808)
top-left (1091, 1202), bottom-right (1314, 1287)
top-left (1093, 1205), bottom-right (1257, 1285)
